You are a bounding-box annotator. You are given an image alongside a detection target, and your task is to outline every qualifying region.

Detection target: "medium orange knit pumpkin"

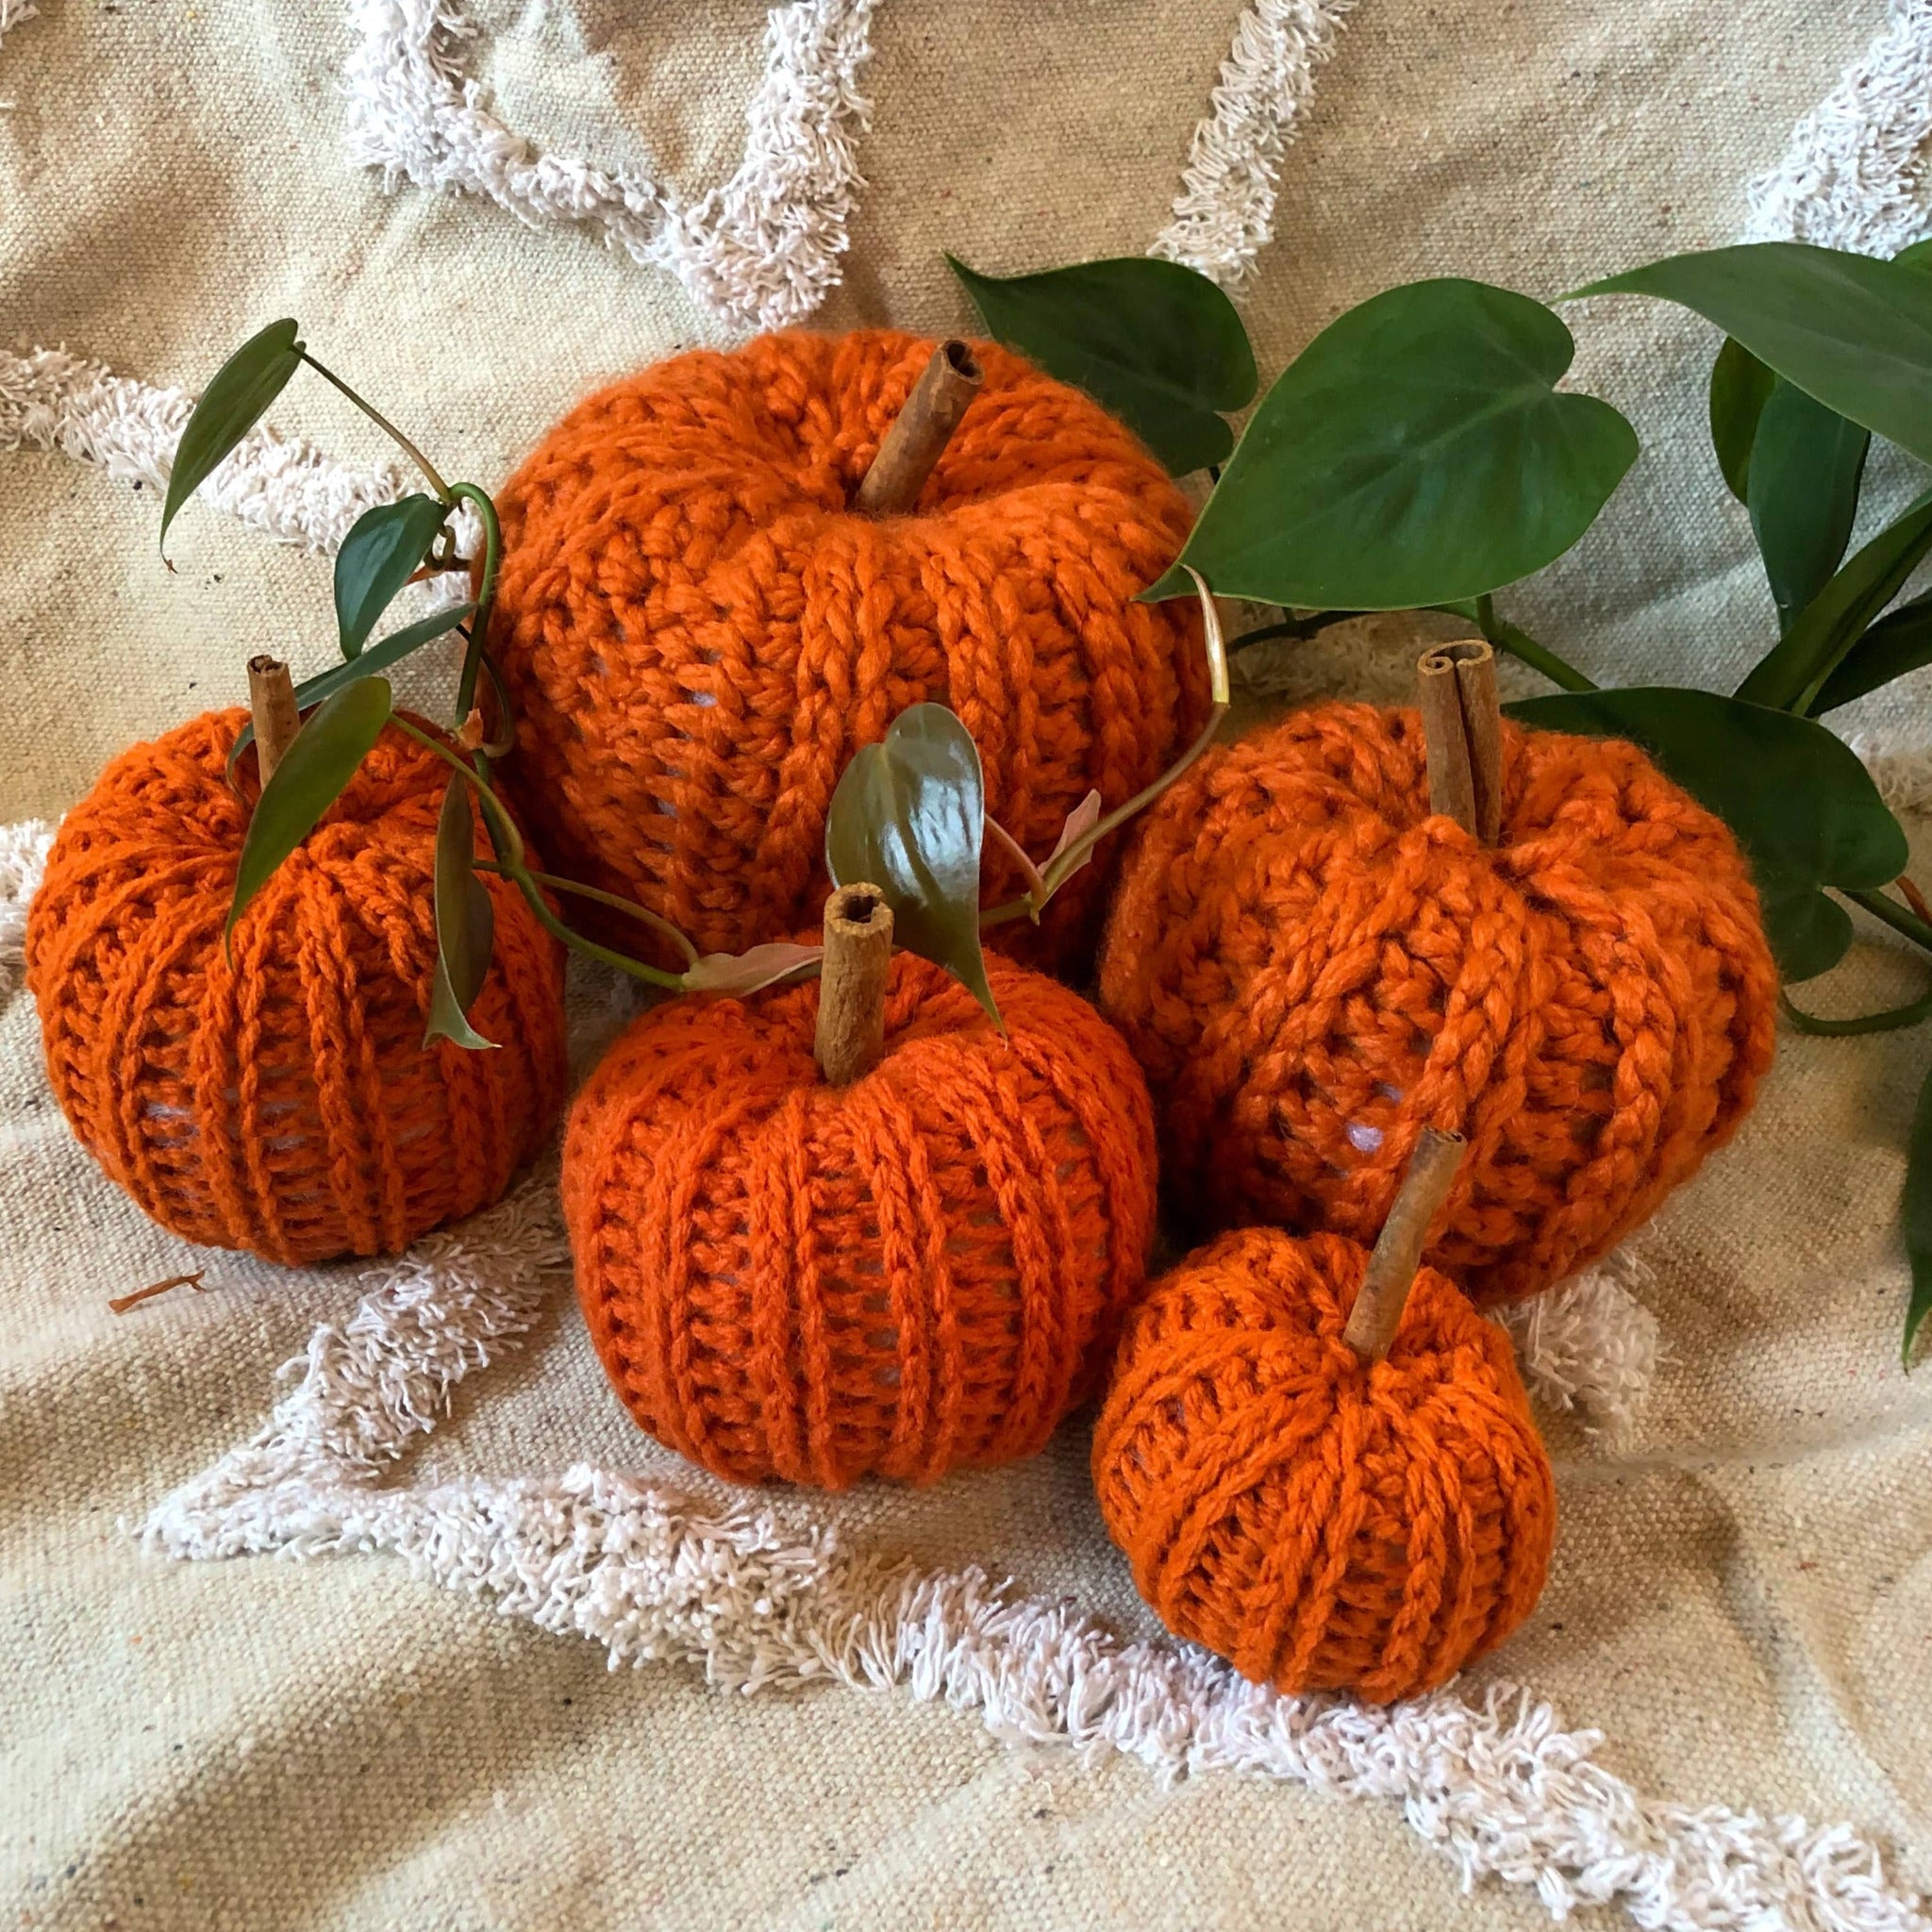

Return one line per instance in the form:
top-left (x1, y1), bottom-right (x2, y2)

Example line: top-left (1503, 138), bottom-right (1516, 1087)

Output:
top-left (1091, 1224), bottom-right (1555, 1704)
top-left (1096, 703), bottom-right (1778, 1302)
top-left (26, 708), bottom-right (570, 1264)
top-left (485, 329), bottom-right (1207, 974)
top-left (562, 948), bottom-right (1159, 1488)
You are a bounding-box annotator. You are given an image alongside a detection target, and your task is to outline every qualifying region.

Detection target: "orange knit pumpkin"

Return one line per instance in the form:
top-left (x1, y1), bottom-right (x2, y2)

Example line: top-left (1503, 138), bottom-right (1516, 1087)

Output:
top-left (1091, 1224), bottom-right (1555, 1704)
top-left (485, 329), bottom-right (1207, 975)
top-left (1096, 704), bottom-right (1778, 1303)
top-left (26, 708), bottom-right (570, 1264)
top-left (563, 950), bottom-right (1159, 1488)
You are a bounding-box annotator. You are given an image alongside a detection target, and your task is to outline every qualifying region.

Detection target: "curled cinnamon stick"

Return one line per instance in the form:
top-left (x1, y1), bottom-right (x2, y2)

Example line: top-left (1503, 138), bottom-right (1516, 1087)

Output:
top-left (1417, 641), bottom-right (1502, 844)
top-left (247, 656), bottom-right (301, 786)
top-left (1341, 1127), bottom-right (1468, 1361)
top-left (856, 340), bottom-right (982, 516)
top-left (815, 883), bottom-right (894, 1085)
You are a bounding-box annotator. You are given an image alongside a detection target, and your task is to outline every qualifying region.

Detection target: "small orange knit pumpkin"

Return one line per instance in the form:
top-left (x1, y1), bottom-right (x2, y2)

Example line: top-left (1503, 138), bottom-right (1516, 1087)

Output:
top-left (26, 708), bottom-right (570, 1264)
top-left (1091, 1222), bottom-right (1555, 1704)
top-left (1097, 701), bottom-right (1778, 1302)
top-left (485, 329), bottom-right (1208, 974)
top-left (562, 946), bottom-right (1159, 1488)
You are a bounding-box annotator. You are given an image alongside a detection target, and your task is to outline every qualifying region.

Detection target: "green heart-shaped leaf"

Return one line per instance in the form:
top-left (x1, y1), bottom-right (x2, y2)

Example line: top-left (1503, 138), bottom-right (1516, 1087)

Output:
top-left (160, 319), bottom-right (304, 557)
top-left (1506, 686), bottom-right (1907, 981)
top-left (227, 675), bottom-right (393, 941)
top-left (1709, 337), bottom-right (1777, 502)
top-left (1737, 491), bottom-right (1932, 712)
top-left (425, 770), bottom-right (497, 1050)
top-left (1148, 279), bottom-right (1637, 609)
top-left (824, 702), bottom-right (998, 1026)
top-left (947, 254), bottom-right (1257, 475)
top-left (1745, 376), bottom-right (1871, 633)
top-left (1577, 243), bottom-right (1932, 466)
top-left (227, 600), bottom-right (475, 785)
top-left (335, 496), bottom-right (449, 659)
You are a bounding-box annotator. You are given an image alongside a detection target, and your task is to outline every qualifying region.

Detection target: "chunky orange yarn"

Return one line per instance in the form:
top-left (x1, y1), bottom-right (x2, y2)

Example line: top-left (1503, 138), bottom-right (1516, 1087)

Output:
top-left (27, 708), bottom-right (570, 1265)
top-left (1091, 1224), bottom-right (1555, 1704)
top-left (1097, 704), bottom-right (1778, 1303)
top-left (486, 328), bottom-right (1207, 974)
top-left (563, 950), bottom-right (1159, 1488)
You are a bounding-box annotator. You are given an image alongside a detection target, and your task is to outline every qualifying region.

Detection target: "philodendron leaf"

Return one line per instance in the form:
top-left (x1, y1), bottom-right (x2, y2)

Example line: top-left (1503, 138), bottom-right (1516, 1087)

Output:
top-left (425, 770), bottom-right (497, 1050)
top-left (227, 675), bottom-right (393, 940)
top-left (1737, 491), bottom-right (1932, 712)
top-left (1577, 243), bottom-right (1932, 466)
top-left (683, 942), bottom-right (825, 997)
top-left (1904, 1058), bottom-right (1932, 1368)
top-left (1813, 591), bottom-right (1932, 715)
top-left (1709, 338), bottom-right (1776, 502)
top-left (1506, 686), bottom-right (1908, 981)
top-left (947, 254), bottom-right (1257, 475)
top-left (1745, 377), bottom-right (1871, 633)
top-left (335, 495), bottom-right (450, 659)
top-left (160, 319), bottom-right (304, 556)
top-left (825, 702), bottom-right (998, 1026)
top-left (1146, 279), bottom-right (1637, 609)
top-left (227, 600), bottom-right (475, 784)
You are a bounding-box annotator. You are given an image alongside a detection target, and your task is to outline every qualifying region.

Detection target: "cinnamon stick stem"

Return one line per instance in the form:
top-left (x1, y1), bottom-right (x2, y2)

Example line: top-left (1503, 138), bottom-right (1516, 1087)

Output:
top-left (815, 883), bottom-right (894, 1084)
top-left (1342, 1128), bottom-right (1467, 1361)
top-left (248, 656), bottom-right (302, 785)
top-left (1417, 641), bottom-right (1503, 844)
top-left (856, 341), bottom-right (982, 515)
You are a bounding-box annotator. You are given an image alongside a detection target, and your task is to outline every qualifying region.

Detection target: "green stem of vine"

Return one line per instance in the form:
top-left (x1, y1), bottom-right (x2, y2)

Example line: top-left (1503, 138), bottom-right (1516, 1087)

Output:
top-left (475, 860), bottom-right (701, 969)
top-left (391, 717), bottom-right (687, 991)
top-left (1471, 595), bottom-right (1597, 692)
top-left (300, 353), bottom-right (453, 501)
top-left (1844, 885), bottom-right (1932, 958)
top-left (1228, 610), bottom-right (1358, 653)
top-left (1780, 987), bottom-right (1932, 1036)
top-left (449, 483), bottom-right (500, 725)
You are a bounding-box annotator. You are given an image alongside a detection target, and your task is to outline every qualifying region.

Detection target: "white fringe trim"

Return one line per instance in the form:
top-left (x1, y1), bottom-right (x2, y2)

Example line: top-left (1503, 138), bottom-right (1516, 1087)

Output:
top-left (1743, 0), bottom-right (1932, 254)
top-left (0, 0), bottom-right (36, 54)
top-left (1495, 1248), bottom-right (1661, 1438)
top-left (127, 1173), bottom-right (1925, 1931)
top-left (0, 345), bottom-right (481, 560)
top-left (342, 0), bottom-right (878, 333)
top-left (0, 815), bottom-right (54, 993)
top-left (0, 822), bottom-right (1904, 1929)
top-left (1151, 0), bottom-right (1351, 285)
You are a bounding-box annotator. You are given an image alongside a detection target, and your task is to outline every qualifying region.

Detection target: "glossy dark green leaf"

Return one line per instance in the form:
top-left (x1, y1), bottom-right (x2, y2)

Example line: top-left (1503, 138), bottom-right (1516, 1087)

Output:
top-left (335, 496), bottom-right (449, 659)
top-left (226, 675), bottom-right (393, 940)
top-left (824, 702), bottom-right (998, 1025)
top-left (1147, 279), bottom-right (1637, 609)
top-left (1577, 243), bottom-right (1932, 465)
top-left (1745, 378), bottom-right (1871, 632)
top-left (160, 319), bottom-right (304, 556)
top-left (1737, 491), bottom-right (1932, 711)
top-left (1905, 1058), bottom-right (1932, 1367)
top-left (1813, 592), bottom-right (1932, 714)
top-left (682, 942), bottom-right (825, 997)
top-left (227, 600), bottom-right (475, 782)
top-left (425, 771), bottom-right (497, 1050)
top-left (1709, 338), bottom-right (1776, 502)
top-left (1893, 238), bottom-right (1932, 274)
top-left (1506, 686), bottom-right (1908, 981)
top-left (947, 254), bottom-right (1256, 475)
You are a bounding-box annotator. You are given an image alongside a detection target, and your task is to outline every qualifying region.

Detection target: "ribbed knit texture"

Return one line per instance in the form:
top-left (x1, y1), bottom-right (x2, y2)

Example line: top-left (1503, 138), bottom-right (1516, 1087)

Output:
top-left (563, 950), bottom-right (1159, 1489)
top-left (26, 708), bottom-right (570, 1264)
top-left (1096, 704), bottom-right (1779, 1303)
top-left (486, 328), bottom-right (1207, 976)
top-left (1091, 1224), bottom-right (1556, 1705)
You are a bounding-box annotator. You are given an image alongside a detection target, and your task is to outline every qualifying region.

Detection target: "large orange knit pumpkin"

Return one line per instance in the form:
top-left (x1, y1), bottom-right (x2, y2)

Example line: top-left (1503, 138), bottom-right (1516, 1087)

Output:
top-left (486, 329), bottom-right (1207, 974)
top-left (1091, 1224), bottom-right (1555, 1704)
top-left (563, 950), bottom-right (1159, 1488)
top-left (26, 708), bottom-right (570, 1264)
top-left (1097, 704), bottom-right (1778, 1303)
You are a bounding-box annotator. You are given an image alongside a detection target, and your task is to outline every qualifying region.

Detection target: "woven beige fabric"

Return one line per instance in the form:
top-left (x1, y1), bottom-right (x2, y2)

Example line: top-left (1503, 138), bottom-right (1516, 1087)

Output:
top-left (5, 2), bottom-right (1931, 1927)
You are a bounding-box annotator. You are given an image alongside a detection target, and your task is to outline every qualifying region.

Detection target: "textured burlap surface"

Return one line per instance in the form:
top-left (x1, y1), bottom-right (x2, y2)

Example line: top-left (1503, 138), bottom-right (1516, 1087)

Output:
top-left (4, 2), bottom-right (1930, 1926)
